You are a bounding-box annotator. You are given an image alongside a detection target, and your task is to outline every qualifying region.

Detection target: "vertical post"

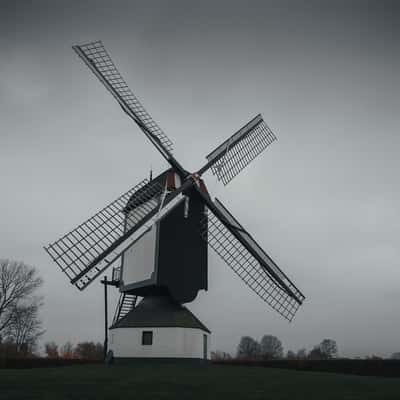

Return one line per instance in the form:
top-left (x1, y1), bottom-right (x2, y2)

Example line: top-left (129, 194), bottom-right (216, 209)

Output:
top-left (103, 275), bottom-right (108, 360)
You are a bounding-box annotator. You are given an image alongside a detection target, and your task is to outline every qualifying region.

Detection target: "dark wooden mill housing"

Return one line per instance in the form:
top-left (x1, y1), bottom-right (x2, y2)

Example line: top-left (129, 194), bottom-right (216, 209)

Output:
top-left (120, 169), bottom-right (209, 303)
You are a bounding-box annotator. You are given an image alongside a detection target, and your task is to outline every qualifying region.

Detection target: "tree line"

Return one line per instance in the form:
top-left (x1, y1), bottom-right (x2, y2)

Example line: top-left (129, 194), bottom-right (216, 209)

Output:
top-left (212, 335), bottom-right (339, 360)
top-left (213, 336), bottom-right (400, 361)
top-left (44, 341), bottom-right (104, 360)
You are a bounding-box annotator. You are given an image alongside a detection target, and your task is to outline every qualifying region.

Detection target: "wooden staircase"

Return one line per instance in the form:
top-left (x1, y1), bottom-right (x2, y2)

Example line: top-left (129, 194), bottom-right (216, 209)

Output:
top-left (112, 293), bottom-right (137, 325)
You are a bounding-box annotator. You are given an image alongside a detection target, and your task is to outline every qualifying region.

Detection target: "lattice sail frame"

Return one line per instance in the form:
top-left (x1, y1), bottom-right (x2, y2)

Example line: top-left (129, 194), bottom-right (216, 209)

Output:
top-left (73, 41), bottom-right (174, 155)
top-left (206, 114), bottom-right (276, 185)
top-left (45, 179), bottom-right (163, 290)
top-left (200, 199), bottom-right (305, 321)
top-left (45, 40), bottom-right (306, 321)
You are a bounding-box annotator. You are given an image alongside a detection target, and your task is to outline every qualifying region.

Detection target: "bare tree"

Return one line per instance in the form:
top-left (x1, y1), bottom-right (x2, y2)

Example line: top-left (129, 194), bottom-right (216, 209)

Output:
top-left (308, 339), bottom-right (338, 360)
top-left (0, 260), bottom-right (43, 338)
top-left (60, 342), bottom-right (74, 359)
top-left (286, 350), bottom-right (296, 359)
top-left (4, 300), bottom-right (44, 354)
top-left (260, 335), bottom-right (284, 359)
top-left (319, 339), bottom-right (338, 359)
top-left (296, 348), bottom-right (307, 359)
top-left (45, 341), bottom-right (59, 359)
top-left (74, 341), bottom-right (103, 360)
top-left (391, 352), bottom-right (400, 360)
top-left (308, 346), bottom-right (324, 360)
top-left (237, 336), bottom-right (261, 360)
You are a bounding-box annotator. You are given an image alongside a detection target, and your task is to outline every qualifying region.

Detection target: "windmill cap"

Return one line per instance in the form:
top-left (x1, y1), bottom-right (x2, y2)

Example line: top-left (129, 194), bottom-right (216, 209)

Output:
top-left (110, 295), bottom-right (211, 333)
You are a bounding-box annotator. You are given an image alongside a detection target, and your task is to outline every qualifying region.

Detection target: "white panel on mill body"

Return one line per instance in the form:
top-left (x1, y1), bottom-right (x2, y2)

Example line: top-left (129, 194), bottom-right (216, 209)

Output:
top-left (121, 200), bottom-right (158, 286)
top-left (109, 327), bottom-right (210, 359)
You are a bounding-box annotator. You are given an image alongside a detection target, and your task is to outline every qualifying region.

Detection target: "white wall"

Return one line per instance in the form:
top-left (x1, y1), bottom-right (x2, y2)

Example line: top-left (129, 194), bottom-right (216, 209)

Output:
top-left (122, 200), bottom-right (158, 285)
top-left (109, 327), bottom-right (210, 359)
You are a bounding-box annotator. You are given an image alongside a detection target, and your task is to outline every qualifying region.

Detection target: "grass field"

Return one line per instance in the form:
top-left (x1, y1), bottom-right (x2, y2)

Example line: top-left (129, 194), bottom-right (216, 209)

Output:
top-left (2, 363), bottom-right (400, 399)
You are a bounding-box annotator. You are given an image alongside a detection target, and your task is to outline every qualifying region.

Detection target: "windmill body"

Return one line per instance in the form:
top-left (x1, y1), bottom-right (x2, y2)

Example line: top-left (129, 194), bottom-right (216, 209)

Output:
top-left (119, 170), bottom-right (208, 304)
top-left (45, 41), bottom-right (306, 362)
top-left (110, 170), bottom-right (211, 360)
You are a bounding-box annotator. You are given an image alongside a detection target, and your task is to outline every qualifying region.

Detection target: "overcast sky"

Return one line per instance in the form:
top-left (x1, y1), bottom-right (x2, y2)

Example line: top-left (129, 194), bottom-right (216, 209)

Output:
top-left (1, 0), bottom-right (399, 358)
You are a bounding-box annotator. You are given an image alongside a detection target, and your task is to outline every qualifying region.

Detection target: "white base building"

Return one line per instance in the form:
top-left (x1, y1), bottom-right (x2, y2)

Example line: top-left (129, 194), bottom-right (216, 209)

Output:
top-left (109, 296), bottom-right (211, 362)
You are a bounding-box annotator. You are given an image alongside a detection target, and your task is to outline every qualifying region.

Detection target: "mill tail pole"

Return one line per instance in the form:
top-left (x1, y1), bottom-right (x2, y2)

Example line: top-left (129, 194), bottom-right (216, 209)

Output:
top-left (103, 275), bottom-right (108, 360)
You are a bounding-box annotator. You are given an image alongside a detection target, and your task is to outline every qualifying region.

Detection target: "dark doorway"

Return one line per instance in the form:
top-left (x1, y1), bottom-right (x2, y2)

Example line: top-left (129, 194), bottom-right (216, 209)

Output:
top-left (203, 334), bottom-right (207, 359)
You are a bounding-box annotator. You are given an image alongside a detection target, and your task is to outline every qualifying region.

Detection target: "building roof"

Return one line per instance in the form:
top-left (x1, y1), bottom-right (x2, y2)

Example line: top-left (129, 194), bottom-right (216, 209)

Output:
top-left (110, 296), bottom-right (210, 333)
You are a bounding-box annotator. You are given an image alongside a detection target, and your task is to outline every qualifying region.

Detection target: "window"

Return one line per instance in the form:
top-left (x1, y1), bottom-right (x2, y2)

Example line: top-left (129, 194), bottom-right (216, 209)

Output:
top-left (142, 331), bottom-right (153, 345)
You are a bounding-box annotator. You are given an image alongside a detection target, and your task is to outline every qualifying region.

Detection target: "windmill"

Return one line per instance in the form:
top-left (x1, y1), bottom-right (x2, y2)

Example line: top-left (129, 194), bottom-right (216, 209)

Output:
top-left (45, 41), bottom-right (305, 362)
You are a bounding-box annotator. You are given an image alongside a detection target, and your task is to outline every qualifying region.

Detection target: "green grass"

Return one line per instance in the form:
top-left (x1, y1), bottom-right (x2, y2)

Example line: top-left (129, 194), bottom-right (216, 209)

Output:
top-left (1, 363), bottom-right (400, 400)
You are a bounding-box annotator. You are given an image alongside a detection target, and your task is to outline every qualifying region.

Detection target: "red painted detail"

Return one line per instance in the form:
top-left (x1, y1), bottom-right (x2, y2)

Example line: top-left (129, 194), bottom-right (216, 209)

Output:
top-left (191, 173), bottom-right (209, 196)
top-left (166, 171), bottom-right (176, 190)
top-left (199, 180), bottom-right (209, 195)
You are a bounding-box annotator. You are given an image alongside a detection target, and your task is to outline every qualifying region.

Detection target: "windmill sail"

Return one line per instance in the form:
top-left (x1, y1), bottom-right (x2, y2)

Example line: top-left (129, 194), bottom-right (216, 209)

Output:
top-left (199, 197), bottom-right (305, 321)
top-left (72, 41), bottom-right (174, 158)
top-left (201, 114), bottom-right (276, 185)
top-left (45, 178), bottom-right (186, 290)
top-left (44, 40), bottom-right (306, 325)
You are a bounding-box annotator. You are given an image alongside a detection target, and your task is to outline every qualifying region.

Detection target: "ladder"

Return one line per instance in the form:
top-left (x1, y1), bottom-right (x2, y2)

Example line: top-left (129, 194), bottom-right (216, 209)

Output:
top-left (112, 293), bottom-right (137, 325)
